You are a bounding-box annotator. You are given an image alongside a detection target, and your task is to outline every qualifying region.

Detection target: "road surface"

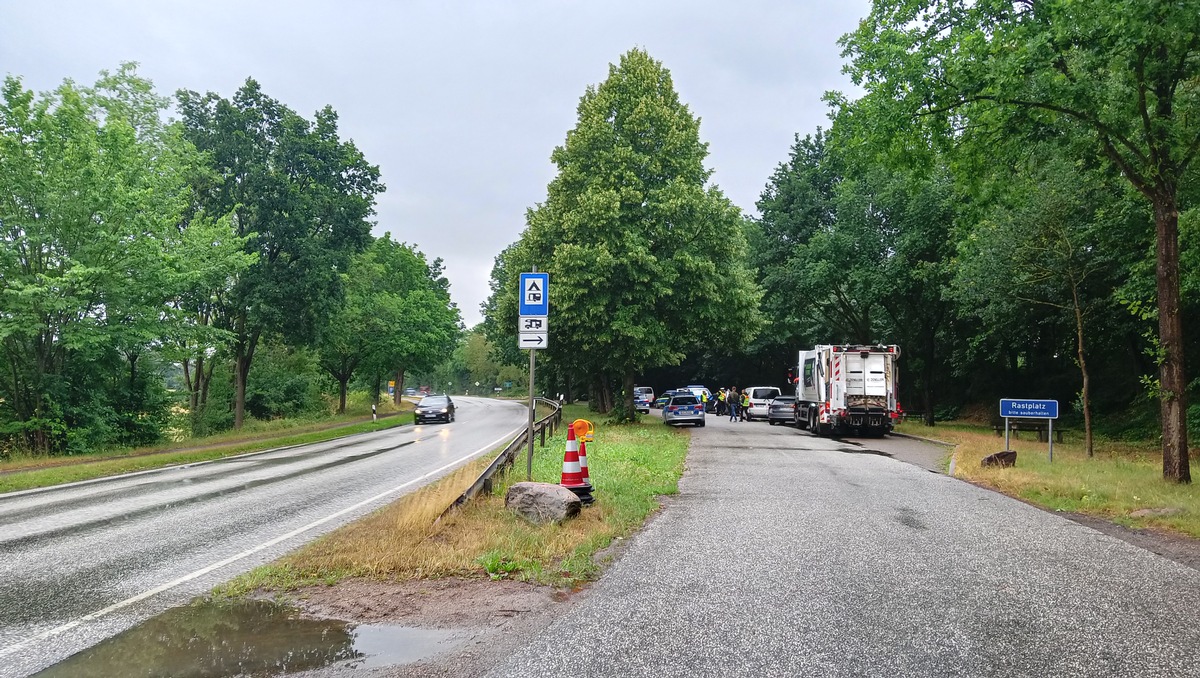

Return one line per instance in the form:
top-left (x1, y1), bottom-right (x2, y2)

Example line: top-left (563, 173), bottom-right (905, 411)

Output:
top-left (0, 397), bottom-right (526, 678)
top-left (488, 413), bottom-right (1200, 677)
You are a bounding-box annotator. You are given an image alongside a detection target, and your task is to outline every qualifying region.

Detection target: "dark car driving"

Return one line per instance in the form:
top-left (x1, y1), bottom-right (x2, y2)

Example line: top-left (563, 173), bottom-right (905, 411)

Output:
top-left (414, 395), bottom-right (455, 424)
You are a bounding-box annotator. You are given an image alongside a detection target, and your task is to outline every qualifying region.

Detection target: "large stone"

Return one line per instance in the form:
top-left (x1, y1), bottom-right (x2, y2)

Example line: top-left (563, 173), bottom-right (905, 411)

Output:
top-left (505, 482), bottom-right (581, 525)
top-left (981, 450), bottom-right (1017, 468)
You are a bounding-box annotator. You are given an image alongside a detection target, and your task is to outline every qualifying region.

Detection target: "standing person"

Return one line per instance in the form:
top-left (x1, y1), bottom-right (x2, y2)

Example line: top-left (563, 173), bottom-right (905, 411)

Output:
top-left (728, 387), bottom-right (739, 422)
top-left (716, 389), bottom-right (727, 416)
top-left (740, 390), bottom-right (751, 422)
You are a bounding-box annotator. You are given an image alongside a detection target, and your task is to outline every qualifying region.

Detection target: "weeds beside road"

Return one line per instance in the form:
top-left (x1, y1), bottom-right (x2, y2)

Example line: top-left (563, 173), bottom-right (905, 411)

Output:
top-left (219, 404), bottom-right (689, 595)
top-left (897, 420), bottom-right (1200, 539)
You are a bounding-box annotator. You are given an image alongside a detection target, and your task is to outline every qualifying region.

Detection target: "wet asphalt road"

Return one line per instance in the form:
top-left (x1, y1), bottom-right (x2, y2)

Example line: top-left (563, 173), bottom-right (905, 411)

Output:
top-left (0, 397), bottom-right (526, 678)
top-left (488, 413), bottom-right (1200, 678)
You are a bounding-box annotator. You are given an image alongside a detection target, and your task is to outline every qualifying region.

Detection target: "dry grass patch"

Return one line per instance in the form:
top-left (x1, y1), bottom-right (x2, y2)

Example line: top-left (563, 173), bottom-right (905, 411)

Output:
top-left (220, 405), bottom-right (688, 595)
top-left (897, 421), bottom-right (1200, 538)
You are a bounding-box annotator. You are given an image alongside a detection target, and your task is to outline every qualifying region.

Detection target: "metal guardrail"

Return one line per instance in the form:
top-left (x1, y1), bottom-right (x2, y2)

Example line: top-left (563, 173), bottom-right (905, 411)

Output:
top-left (439, 397), bottom-right (563, 520)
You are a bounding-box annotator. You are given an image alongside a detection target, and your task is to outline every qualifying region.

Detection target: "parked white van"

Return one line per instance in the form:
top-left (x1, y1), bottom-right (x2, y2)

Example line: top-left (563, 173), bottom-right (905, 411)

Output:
top-left (744, 386), bottom-right (782, 421)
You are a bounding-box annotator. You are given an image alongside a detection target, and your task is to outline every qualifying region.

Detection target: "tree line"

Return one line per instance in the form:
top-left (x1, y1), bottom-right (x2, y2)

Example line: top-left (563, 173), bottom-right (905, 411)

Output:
top-left (0, 65), bottom-right (460, 457)
top-left (485, 2), bottom-right (1199, 482)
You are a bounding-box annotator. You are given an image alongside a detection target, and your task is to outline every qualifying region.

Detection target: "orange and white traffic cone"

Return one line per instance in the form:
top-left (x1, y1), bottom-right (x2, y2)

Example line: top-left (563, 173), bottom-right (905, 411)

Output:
top-left (578, 437), bottom-right (590, 487)
top-left (561, 425), bottom-right (593, 504)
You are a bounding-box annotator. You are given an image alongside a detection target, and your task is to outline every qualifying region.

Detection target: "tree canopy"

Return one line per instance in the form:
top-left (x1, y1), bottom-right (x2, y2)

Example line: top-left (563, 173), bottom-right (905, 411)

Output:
top-left (841, 0), bottom-right (1200, 481)
top-left (487, 48), bottom-right (762, 420)
top-left (177, 79), bottom-right (384, 428)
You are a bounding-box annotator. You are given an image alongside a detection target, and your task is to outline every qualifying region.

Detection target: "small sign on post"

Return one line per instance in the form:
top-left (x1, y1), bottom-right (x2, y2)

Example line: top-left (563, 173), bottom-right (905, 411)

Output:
top-left (518, 270), bottom-right (550, 481)
top-left (519, 273), bottom-right (550, 317)
top-left (999, 398), bottom-right (1059, 461)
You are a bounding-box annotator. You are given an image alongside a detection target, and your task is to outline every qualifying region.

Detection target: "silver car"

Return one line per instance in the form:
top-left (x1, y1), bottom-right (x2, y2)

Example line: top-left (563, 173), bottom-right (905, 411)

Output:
top-left (767, 395), bottom-right (796, 426)
top-left (663, 393), bottom-right (705, 427)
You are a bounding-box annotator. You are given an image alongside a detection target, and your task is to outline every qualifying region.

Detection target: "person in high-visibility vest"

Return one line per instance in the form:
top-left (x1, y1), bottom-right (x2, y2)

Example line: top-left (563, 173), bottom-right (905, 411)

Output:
top-left (700, 390), bottom-right (709, 413)
top-left (716, 389), bottom-right (727, 416)
top-left (740, 391), bottom-right (751, 422)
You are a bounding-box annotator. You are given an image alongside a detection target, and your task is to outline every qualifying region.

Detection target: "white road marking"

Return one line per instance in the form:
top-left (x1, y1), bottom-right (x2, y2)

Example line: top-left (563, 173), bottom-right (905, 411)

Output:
top-left (0, 426), bottom-right (522, 657)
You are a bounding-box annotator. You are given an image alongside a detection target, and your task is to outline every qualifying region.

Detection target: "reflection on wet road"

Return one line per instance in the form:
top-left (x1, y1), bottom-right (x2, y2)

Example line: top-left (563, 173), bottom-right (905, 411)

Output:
top-left (31, 599), bottom-right (465, 678)
top-left (0, 397), bottom-right (525, 678)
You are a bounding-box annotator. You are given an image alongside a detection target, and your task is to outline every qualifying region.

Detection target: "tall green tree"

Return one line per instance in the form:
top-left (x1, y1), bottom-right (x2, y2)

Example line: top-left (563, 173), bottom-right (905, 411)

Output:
top-left (842, 0), bottom-right (1200, 480)
top-left (320, 234), bottom-right (460, 411)
top-left (490, 49), bottom-right (762, 421)
top-left (954, 153), bottom-right (1118, 454)
top-left (177, 80), bottom-right (383, 428)
top-left (751, 130), bottom-right (840, 351)
top-left (165, 211), bottom-right (256, 434)
top-left (753, 127), bottom-right (961, 421)
top-left (0, 66), bottom-right (190, 453)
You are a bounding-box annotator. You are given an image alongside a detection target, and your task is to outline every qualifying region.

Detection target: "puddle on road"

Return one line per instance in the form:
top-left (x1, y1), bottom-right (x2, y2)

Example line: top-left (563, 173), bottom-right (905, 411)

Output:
top-left (33, 599), bottom-right (465, 677)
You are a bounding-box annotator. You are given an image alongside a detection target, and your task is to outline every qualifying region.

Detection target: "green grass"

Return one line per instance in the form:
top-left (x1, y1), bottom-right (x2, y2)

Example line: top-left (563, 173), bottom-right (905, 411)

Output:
top-left (217, 403), bottom-right (690, 594)
top-left (897, 420), bottom-right (1200, 538)
top-left (0, 412), bottom-right (413, 494)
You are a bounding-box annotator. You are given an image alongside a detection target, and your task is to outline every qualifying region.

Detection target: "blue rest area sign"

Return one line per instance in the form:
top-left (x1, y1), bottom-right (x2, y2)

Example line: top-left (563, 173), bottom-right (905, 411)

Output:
top-left (519, 272), bottom-right (549, 316)
top-left (1000, 398), bottom-right (1058, 419)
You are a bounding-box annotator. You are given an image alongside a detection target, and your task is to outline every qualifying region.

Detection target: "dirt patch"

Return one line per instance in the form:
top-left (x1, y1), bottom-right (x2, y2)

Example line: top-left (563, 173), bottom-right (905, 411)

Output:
top-left (275, 577), bottom-right (579, 678)
top-left (277, 577), bottom-right (572, 629)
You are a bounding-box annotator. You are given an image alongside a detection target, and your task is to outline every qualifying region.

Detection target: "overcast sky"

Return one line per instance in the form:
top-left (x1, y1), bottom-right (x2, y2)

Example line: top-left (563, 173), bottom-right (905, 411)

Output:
top-left (1, 0), bottom-right (869, 328)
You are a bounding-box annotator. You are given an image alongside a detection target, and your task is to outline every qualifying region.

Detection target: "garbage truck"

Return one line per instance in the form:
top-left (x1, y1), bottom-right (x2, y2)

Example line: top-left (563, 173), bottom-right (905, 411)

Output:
top-left (790, 344), bottom-right (901, 437)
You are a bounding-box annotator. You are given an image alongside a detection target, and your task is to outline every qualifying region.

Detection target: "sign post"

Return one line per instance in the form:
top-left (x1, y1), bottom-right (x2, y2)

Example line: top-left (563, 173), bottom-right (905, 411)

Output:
top-left (519, 270), bottom-right (550, 480)
top-left (999, 398), bottom-right (1059, 461)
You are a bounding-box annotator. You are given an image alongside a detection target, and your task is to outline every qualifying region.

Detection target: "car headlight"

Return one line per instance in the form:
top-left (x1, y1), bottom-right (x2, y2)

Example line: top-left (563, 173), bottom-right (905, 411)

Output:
top-left (439, 408), bottom-right (448, 413)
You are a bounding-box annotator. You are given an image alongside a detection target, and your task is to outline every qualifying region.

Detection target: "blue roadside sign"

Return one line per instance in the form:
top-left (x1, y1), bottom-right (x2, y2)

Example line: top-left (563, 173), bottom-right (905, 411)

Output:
top-left (1000, 399), bottom-right (1058, 419)
top-left (519, 272), bottom-right (549, 316)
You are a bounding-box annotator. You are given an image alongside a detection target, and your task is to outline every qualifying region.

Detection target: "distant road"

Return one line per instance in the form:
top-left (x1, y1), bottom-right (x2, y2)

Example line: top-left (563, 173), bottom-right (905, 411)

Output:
top-left (490, 413), bottom-right (1200, 677)
top-left (0, 397), bottom-right (526, 678)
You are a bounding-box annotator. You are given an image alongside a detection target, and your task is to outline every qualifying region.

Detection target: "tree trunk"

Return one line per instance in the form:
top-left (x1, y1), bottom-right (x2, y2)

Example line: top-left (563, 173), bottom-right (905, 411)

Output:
top-left (338, 377), bottom-right (349, 414)
top-left (1154, 194), bottom-right (1190, 482)
top-left (183, 358), bottom-right (198, 413)
top-left (233, 329), bottom-right (261, 430)
top-left (234, 351), bottom-right (249, 430)
top-left (613, 370), bottom-right (636, 423)
top-left (393, 369), bottom-right (404, 405)
top-left (1070, 279), bottom-right (1094, 457)
top-left (922, 328), bottom-right (935, 427)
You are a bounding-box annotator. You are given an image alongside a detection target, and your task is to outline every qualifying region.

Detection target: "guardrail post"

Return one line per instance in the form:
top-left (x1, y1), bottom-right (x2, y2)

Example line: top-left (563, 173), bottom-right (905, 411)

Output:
top-left (540, 425), bottom-right (546, 447)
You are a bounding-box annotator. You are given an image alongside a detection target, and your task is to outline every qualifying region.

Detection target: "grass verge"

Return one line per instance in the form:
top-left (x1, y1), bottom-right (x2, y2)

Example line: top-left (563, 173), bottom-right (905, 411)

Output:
top-left (896, 420), bottom-right (1200, 538)
top-left (217, 404), bottom-right (689, 595)
top-left (0, 409), bottom-right (413, 494)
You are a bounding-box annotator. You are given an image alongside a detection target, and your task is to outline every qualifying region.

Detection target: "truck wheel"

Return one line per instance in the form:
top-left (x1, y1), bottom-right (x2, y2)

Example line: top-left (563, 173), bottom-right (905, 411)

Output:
top-left (809, 410), bottom-right (820, 435)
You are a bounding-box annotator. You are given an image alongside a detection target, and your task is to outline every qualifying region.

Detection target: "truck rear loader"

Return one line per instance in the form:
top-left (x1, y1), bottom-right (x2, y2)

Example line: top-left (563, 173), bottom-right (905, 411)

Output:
top-left (791, 344), bottom-right (901, 437)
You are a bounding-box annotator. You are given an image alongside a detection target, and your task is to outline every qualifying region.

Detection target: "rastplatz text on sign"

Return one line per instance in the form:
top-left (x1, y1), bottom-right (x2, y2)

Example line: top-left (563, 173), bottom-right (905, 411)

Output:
top-left (999, 399), bottom-right (1059, 419)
